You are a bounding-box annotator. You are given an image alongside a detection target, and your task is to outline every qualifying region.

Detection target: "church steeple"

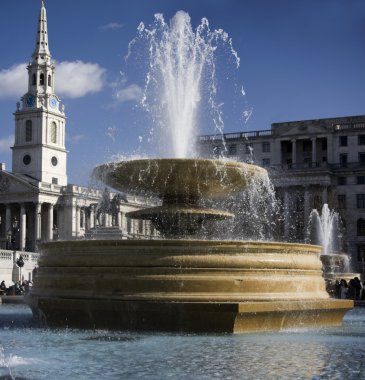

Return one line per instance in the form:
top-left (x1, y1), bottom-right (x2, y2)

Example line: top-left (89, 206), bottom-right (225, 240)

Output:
top-left (32, 0), bottom-right (51, 62)
top-left (12, 0), bottom-right (67, 186)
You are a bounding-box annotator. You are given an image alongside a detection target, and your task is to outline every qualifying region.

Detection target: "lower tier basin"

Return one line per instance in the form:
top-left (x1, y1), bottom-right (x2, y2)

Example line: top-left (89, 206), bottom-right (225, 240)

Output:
top-left (27, 240), bottom-right (353, 333)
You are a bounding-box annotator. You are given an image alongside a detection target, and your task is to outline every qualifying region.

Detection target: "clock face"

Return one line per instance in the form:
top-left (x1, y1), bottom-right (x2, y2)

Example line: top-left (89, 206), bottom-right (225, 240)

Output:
top-left (49, 97), bottom-right (58, 109)
top-left (26, 95), bottom-right (35, 108)
top-left (23, 154), bottom-right (31, 165)
top-left (51, 156), bottom-right (58, 166)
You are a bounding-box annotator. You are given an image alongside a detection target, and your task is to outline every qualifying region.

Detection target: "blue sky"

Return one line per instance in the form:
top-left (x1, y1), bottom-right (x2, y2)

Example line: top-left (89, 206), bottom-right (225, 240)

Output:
top-left (1, 0), bottom-right (365, 185)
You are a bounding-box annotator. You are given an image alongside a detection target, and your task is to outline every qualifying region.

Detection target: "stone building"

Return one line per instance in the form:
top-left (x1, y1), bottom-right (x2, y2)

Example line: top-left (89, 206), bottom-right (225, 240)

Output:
top-left (199, 115), bottom-right (365, 273)
top-left (0, 1), bottom-right (155, 258)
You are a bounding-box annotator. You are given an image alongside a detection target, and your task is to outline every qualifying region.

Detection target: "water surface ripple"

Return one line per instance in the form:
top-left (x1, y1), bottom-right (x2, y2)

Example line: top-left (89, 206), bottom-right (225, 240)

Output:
top-left (1, 305), bottom-right (365, 379)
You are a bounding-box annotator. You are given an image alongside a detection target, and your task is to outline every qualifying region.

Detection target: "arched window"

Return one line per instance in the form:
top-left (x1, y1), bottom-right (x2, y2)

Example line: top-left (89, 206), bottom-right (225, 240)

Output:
top-left (48, 75), bottom-right (52, 87)
top-left (32, 74), bottom-right (36, 86)
top-left (25, 120), bottom-right (32, 142)
top-left (40, 73), bottom-right (45, 85)
top-left (50, 122), bottom-right (57, 143)
top-left (357, 218), bottom-right (365, 236)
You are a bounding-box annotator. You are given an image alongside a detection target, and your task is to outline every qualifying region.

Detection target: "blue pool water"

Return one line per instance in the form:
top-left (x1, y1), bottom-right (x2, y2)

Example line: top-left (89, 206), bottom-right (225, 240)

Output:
top-left (1, 304), bottom-right (365, 379)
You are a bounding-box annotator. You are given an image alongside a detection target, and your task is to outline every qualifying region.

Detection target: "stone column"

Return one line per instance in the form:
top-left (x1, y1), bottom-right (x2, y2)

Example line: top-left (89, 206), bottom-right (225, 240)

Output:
top-left (117, 211), bottom-right (122, 228)
top-left (47, 203), bottom-right (54, 241)
top-left (283, 190), bottom-right (290, 239)
top-left (34, 203), bottom-right (42, 243)
top-left (89, 205), bottom-right (95, 229)
top-left (311, 137), bottom-right (317, 165)
top-left (76, 206), bottom-right (80, 237)
top-left (291, 139), bottom-right (297, 165)
top-left (5, 204), bottom-right (11, 235)
top-left (20, 204), bottom-right (26, 251)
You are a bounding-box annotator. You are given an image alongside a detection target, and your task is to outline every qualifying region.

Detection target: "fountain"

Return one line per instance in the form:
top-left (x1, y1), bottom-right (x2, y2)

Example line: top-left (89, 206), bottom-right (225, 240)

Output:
top-left (307, 204), bottom-right (359, 294)
top-left (27, 12), bottom-right (352, 333)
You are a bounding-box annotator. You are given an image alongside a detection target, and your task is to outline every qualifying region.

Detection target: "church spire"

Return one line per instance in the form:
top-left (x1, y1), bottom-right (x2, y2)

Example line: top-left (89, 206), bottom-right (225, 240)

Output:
top-left (32, 0), bottom-right (51, 62)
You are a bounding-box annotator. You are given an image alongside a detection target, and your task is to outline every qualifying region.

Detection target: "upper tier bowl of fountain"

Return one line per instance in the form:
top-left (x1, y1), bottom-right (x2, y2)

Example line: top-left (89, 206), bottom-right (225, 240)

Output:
top-left (93, 158), bottom-right (266, 237)
top-left (93, 158), bottom-right (265, 199)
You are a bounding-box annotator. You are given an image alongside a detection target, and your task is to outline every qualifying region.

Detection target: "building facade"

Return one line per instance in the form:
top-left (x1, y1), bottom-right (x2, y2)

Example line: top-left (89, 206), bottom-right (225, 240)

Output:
top-left (0, 1), bottom-right (155, 261)
top-left (199, 115), bottom-right (365, 273)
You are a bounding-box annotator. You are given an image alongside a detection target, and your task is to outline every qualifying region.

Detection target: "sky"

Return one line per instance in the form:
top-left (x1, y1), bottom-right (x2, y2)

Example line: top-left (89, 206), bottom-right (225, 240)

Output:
top-left (1, 0), bottom-right (365, 185)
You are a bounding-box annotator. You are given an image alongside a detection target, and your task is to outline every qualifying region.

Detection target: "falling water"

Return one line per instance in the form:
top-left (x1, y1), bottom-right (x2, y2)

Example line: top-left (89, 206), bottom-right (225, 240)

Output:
top-left (129, 11), bottom-right (240, 158)
top-left (307, 204), bottom-right (342, 255)
top-left (202, 169), bottom-right (281, 241)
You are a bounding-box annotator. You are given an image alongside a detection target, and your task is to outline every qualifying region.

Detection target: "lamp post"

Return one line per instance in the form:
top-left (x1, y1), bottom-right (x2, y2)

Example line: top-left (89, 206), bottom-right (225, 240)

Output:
top-left (16, 254), bottom-right (24, 283)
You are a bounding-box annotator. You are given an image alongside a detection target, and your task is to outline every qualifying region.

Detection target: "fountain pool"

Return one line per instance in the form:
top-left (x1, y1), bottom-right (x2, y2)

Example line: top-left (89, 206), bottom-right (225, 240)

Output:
top-left (1, 304), bottom-right (364, 379)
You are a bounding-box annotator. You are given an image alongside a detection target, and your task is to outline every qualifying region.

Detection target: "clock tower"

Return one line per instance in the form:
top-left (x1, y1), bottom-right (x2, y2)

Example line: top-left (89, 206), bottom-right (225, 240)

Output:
top-left (12, 0), bottom-right (67, 186)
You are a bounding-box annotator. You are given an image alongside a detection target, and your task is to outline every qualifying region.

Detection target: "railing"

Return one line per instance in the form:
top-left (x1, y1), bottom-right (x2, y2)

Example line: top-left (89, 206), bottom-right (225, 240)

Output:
top-left (333, 123), bottom-right (365, 131)
top-left (198, 129), bottom-right (273, 141)
top-left (329, 162), bottom-right (365, 170)
top-left (268, 161), bottom-right (365, 172)
top-left (268, 162), bottom-right (330, 171)
top-left (0, 251), bottom-right (12, 261)
top-left (0, 250), bottom-right (39, 263)
top-left (0, 250), bottom-right (39, 284)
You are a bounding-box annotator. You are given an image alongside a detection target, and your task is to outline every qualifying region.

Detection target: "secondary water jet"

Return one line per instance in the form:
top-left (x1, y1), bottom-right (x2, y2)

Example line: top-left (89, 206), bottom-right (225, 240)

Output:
top-left (308, 204), bottom-right (360, 293)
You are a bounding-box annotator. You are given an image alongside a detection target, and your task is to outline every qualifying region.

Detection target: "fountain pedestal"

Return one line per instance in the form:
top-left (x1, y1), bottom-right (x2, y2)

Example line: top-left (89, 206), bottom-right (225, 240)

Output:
top-left (28, 239), bottom-right (352, 332)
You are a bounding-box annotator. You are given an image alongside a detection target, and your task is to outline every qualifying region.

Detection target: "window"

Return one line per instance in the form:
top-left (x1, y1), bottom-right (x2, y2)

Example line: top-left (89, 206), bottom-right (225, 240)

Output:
top-left (357, 194), bottom-right (365, 208)
top-left (262, 158), bottom-right (270, 167)
top-left (357, 176), bottom-right (365, 185)
top-left (303, 141), bottom-right (312, 152)
top-left (262, 142), bottom-right (270, 153)
top-left (245, 143), bottom-right (253, 154)
top-left (337, 177), bottom-right (346, 186)
top-left (357, 219), bottom-right (365, 236)
top-left (359, 135), bottom-right (365, 145)
top-left (339, 153), bottom-right (347, 167)
top-left (25, 120), bottom-right (32, 142)
top-left (228, 144), bottom-right (237, 155)
top-left (337, 194), bottom-right (346, 209)
top-left (50, 122), bottom-right (57, 143)
top-left (32, 74), bottom-right (36, 86)
top-left (357, 245), bottom-right (365, 261)
top-left (52, 177), bottom-right (58, 185)
top-left (40, 73), bottom-right (45, 85)
top-left (359, 152), bottom-right (365, 164)
top-left (339, 136), bottom-right (348, 147)
top-left (48, 75), bottom-right (52, 87)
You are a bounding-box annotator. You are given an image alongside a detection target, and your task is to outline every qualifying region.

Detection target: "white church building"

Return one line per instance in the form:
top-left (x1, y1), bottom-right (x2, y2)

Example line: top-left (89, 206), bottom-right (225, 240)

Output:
top-left (0, 1), bottom-right (154, 284)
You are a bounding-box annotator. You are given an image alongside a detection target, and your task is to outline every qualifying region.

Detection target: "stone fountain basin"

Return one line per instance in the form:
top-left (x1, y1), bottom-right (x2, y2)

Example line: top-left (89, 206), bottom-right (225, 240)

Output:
top-left (93, 158), bottom-right (266, 200)
top-left (28, 239), bottom-right (353, 332)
